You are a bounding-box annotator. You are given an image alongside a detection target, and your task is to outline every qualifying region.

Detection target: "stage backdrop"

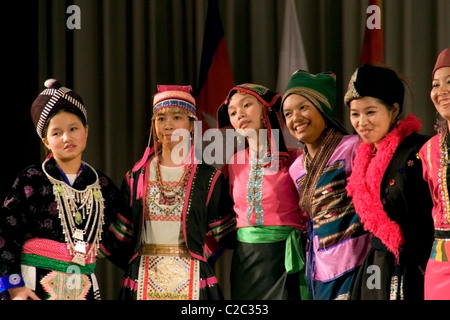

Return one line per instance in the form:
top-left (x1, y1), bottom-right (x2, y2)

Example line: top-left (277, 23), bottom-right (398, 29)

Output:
top-left (2, 0), bottom-right (449, 300)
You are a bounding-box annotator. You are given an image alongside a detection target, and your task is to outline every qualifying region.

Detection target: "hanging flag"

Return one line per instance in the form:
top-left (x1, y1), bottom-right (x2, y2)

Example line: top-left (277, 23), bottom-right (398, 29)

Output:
top-left (360, 0), bottom-right (384, 64)
top-left (276, 0), bottom-right (309, 95)
top-left (196, 0), bottom-right (234, 132)
top-left (196, 4), bottom-right (234, 296)
top-left (276, 0), bottom-right (308, 148)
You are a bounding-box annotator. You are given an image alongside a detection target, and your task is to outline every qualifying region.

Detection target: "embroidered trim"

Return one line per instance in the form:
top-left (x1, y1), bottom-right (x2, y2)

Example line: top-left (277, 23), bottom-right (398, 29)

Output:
top-left (246, 155), bottom-right (264, 225)
top-left (299, 127), bottom-right (343, 216)
top-left (139, 244), bottom-right (189, 256)
top-left (439, 132), bottom-right (450, 225)
top-left (40, 270), bottom-right (91, 300)
top-left (0, 274), bottom-right (25, 292)
top-left (137, 255), bottom-right (200, 300)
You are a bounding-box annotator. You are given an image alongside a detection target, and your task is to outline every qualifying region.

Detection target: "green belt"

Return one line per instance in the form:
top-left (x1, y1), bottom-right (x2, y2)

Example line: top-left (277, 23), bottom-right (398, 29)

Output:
top-left (21, 253), bottom-right (96, 274)
top-left (238, 226), bottom-right (311, 300)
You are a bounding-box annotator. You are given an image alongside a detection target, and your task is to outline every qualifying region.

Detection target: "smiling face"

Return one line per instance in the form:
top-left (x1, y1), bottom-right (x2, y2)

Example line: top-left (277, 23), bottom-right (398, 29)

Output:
top-left (431, 66), bottom-right (450, 122)
top-left (282, 93), bottom-right (326, 154)
top-left (349, 96), bottom-right (399, 148)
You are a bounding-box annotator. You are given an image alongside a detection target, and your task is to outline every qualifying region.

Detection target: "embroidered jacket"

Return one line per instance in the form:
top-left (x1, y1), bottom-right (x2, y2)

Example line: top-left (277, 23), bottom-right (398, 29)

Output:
top-left (419, 125), bottom-right (450, 300)
top-left (420, 134), bottom-right (450, 230)
top-left (106, 149), bottom-right (236, 270)
top-left (289, 133), bottom-right (371, 299)
top-left (347, 114), bottom-right (434, 264)
top-left (0, 156), bottom-right (120, 292)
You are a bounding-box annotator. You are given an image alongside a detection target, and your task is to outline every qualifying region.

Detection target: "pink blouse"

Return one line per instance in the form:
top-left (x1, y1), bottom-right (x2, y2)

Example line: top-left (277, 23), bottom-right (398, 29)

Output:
top-left (225, 147), bottom-right (305, 230)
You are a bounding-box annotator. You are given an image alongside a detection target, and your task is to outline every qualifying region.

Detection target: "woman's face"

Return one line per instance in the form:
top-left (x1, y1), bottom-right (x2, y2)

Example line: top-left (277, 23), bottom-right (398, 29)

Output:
top-left (154, 110), bottom-right (193, 151)
top-left (227, 92), bottom-right (264, 137)
top-left (42, 111), bottom-right (88, 163)
top-left (282, 94), bottom-right (326, 146)
top-left (349, 96), bottom-right (399, 148)
top-left (431, 66), bottom-right (450, 121)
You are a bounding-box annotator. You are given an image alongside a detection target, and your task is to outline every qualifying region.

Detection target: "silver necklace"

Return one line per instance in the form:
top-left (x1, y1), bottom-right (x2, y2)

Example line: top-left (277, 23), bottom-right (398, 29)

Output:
top-left (42, 159), bottom-right (105, 265)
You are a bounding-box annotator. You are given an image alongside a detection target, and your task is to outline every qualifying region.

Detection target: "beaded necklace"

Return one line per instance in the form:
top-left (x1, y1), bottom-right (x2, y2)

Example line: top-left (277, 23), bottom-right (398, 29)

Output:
top-left (42, 159), bottom-right (105, 266)
top-left (154, 156), bottom-right (192, 207)
top-left (438, 131), bottom-right (450, 225)
top-left (246, 148), bottom-right (264, 225)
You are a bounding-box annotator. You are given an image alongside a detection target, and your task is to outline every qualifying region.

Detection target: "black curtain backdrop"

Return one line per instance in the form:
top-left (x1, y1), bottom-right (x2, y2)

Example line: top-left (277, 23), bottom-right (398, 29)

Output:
top-left (1, 2), bottom-right (40, 200)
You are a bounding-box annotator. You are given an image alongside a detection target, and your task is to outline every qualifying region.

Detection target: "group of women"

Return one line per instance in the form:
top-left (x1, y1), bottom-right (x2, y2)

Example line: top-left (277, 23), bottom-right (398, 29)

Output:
top-left (0, 48), bottom-right (449, 301)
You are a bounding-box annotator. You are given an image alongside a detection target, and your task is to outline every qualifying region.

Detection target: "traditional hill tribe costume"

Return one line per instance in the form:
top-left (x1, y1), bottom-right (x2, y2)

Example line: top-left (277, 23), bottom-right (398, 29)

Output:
top-left (282, 71), bottom-right (371, 300)
top-left (108, 85), bottom-right (236, 300)
top-left (217, 83), bottom-right (309, 300)
top-left (0, 79), bottom-right (120, 300)
top-left (345, 64), bottom-right (434, 300)
top-left (419, 48), bottom-right (450, 300)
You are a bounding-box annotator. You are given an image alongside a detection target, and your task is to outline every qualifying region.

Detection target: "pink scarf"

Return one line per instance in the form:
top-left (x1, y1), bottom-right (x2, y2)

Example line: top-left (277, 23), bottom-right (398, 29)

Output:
top-left (346, 114), bottom-right (421, 263)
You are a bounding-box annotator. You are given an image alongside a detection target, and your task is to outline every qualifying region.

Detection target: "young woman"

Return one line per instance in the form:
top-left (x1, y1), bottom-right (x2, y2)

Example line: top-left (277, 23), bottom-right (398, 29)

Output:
top-left (419, 47), bottom-right (450, 300)
top-left (282, 70), bottom-right (371, 300)
top-left (108, 85), bottom-right (236, 300)
top-left (0, 79), bottom-right (120, 300)
top-left (216, 83), bottom-right (309, 300)
top-left (345, 63), bottom-right (434, 300)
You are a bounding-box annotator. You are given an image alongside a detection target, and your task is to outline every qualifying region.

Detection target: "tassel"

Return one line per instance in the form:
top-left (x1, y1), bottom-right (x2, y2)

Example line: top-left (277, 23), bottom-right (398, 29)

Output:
top-left (129, 127), bottom-right (154, 203)
top-left (132, 146), bottom-right (151, 173)
top-left (128, 146), bottom-right (151, 203)
top-left (128, 175), bottom-right (134, 206)
top-left (136, 169), bottom-right (145, 200)
top-left (133, 127), bottom-right (154, 173)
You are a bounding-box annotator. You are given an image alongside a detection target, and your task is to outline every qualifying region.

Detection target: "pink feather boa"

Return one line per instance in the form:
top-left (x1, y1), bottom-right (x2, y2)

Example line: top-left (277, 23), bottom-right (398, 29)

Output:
top-left (346, 114), bottom-right (422, 264)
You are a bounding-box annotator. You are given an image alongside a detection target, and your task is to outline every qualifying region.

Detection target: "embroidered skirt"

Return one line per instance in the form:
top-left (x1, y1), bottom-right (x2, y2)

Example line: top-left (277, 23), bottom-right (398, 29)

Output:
top-left (17, 239), bottom-right (101, 300)
top-left (118, 244), bottom-right (224, 300)
top-left (425, 235), bottom-right (450, 300)
top-left (21, 265), bottom-right (101, 300)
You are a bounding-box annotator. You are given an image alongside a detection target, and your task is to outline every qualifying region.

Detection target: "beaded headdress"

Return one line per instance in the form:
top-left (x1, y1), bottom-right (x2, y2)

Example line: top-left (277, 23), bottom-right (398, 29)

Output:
top-left (152, 85), bottom-right (197, 120)
top-left (217, 83), bottom-right (289, 167)
top-left (344, 64), bottom-right (404, 115)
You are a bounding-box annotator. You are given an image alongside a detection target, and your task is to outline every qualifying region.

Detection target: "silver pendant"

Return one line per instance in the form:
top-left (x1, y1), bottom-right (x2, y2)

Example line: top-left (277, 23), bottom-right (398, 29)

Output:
top-left (74, 241), bottom-right (87, 254)
top-left (71, 252), bottom-right (86, 266)
top-left (73, 229), bottom-right (84, 240)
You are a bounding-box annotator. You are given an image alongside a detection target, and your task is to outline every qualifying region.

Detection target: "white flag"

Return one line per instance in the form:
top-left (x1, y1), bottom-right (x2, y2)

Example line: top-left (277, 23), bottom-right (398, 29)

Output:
top-left (277, 0), bottom-right (309, 148)
top-left (276, 0), bottom-right (308, 94)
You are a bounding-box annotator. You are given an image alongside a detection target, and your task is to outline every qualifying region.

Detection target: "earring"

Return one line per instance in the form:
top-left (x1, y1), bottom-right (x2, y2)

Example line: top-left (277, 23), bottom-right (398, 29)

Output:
top-left (262, 116), bottom-right (267, 128)
top-left (434, 111), bottom-right (447, 135)
top-left (237, 134), bottom-right (244, 146)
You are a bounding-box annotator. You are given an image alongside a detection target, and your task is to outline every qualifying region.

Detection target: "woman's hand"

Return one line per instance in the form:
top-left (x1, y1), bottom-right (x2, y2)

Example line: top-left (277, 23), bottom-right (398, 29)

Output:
top-left (8, 286), bottom-right (41, 300)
